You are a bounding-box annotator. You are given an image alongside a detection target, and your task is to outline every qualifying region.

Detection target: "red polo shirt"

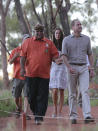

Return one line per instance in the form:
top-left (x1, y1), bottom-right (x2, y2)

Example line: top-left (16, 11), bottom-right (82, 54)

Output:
top-left (8, 46), bottom-right (25, 80)
top-left (20, 37), bottom-right (59, 78)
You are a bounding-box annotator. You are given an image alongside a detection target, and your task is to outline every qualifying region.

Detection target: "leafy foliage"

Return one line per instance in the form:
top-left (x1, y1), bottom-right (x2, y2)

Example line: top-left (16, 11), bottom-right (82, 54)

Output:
top-left (69, 0), bottom-right (98, 41)
top-left (0, 0), bottom-right (98, 83)
top-left (5, 0), bottom-right (98, 51)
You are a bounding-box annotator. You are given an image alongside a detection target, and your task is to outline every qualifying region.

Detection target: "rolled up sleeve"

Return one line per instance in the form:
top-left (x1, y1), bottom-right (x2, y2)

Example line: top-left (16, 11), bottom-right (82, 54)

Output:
top-left (87, 38), bottom-right (92, 55)
top-left (62, 37), bottom-right (68, 56)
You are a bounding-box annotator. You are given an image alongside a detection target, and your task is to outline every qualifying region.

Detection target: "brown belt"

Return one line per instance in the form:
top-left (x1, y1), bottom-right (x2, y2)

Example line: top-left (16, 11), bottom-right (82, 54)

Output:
top-left (70, 63), bottom-right (86, 66)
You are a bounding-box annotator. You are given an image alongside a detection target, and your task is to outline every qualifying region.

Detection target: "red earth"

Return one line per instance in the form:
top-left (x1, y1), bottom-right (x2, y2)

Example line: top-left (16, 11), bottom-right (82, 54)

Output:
top-left (0, 106), bottom-right (98, 131)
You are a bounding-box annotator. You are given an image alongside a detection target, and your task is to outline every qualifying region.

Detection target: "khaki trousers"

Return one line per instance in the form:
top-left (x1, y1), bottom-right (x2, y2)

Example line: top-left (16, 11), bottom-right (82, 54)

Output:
top-left (67, 65), bottom-right (91, 119)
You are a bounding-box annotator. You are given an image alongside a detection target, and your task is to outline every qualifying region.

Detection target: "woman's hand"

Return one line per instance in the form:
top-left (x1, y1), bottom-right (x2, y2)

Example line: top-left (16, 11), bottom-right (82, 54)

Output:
top-left (55, 57), bottom-right (63, 65)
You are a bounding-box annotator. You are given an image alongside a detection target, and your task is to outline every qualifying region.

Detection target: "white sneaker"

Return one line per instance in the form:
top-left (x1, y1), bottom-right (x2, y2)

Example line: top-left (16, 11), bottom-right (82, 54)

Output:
top-left (52, 114), bottom-right (57, 118)
top-left (35, 120), bottom-right (42, 125)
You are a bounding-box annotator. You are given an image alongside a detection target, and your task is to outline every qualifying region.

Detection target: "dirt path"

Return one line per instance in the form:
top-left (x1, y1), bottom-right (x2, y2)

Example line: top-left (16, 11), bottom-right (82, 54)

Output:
top-left (0, 106), bottom-right (98, 131)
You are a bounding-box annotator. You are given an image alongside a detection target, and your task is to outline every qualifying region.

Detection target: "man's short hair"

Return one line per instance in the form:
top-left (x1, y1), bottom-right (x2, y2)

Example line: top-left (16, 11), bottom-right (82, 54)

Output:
top-left (34, 24), bottom-right (44, 31)
top-left (71, 19), bottom-right (79, 28)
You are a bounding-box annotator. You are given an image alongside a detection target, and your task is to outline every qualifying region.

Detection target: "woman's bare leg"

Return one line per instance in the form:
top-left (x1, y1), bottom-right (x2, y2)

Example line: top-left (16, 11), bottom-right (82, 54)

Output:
top-left (52, 88), bottom-right (58, 116)
top-left (59, 89), bottom-right (64, 115)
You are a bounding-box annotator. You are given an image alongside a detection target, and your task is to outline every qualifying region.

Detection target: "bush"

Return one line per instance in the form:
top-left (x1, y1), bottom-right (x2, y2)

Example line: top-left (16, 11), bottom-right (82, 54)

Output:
top-left (0, 89), bottom-right (16, 117)
top-left (90, 99), bottom-right (98, 106)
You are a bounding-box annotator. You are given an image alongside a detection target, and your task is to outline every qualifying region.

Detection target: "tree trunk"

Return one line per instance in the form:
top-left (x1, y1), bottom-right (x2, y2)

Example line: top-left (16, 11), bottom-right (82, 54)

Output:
top-left (31, 0), bottom-right (42, 24)
top-left (59, 7), bottom-right (70, 36)
top-left (23, 10), bottom-right (32, 36)
top-left (41, 1), bottom-right (49, 38)
top-left (14, 0), bottom-right (30, 35)
top-left (1, 20), bottom-right (9, 88)
top-left (47, 0), bottom-right (56, 36)
top-left (55, 0), bottom-right (70, 36)
top-left (96, 0), bottom-right (98, 6)
top-left (0, 4), bottom-right (10, 88)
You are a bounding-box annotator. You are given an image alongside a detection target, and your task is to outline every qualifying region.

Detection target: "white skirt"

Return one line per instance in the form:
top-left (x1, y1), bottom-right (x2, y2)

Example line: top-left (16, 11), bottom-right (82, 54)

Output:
top-left (49, 62), bottom-right (68, 89)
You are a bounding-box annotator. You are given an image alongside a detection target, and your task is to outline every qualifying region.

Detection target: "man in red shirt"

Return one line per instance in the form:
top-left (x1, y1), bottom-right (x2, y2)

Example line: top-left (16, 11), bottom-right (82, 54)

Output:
top-left (20, 24), bottom-right (59, 125)
top-left (9, 34), bottom-right (31, 120)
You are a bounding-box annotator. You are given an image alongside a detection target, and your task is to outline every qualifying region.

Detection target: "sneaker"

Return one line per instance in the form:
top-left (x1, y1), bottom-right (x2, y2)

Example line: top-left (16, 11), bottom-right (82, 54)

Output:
top-left (71, 119), bottom-right (77, 124)
top-left (84, 117), bottom-right (95, 124)
top-left (52, 114), bottom-right (57, 118)
top-left (35, 120), bottom-right (42, 125)
top-left (26, 115), bottom-right (31, 120)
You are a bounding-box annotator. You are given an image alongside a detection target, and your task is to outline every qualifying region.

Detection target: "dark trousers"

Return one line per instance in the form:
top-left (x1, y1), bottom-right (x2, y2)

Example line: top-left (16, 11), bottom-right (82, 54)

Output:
top-left (26, 77), bottom-right (49, 121)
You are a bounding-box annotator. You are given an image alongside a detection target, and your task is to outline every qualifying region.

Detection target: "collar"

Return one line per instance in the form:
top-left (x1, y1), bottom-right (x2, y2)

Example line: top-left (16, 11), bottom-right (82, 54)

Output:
top-left (71, 33), bottom-right (83, 38)
top-left (33, 36), bottom-right (46, 41)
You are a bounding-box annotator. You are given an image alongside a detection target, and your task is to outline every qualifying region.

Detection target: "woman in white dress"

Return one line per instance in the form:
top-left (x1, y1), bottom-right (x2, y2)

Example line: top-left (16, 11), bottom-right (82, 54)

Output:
top-left (49, 28), bottom-right (67, 117)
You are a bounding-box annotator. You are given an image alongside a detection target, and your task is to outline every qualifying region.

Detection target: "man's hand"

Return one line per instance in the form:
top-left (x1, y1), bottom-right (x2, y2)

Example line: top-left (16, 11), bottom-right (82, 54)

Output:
top-left (89, 69), bottom-right (95, 78)
top-left (20, 68), bottom-right (25, 77)
top-left (68, 66), bottom-right (76, 74)
top-left (9, 52), bottom-right (20, 64)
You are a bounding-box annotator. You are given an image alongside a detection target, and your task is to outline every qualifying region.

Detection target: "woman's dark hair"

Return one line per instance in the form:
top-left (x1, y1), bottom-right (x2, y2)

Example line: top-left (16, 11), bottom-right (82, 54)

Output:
top-left (52, 27), bottom-right (63, 51)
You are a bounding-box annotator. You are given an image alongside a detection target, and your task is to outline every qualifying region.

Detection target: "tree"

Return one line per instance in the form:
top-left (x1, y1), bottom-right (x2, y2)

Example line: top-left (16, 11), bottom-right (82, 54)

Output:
top-left (0, 0), bottom-right (12, 88)
top-left (96, 0), bottom-right (98, 5)
top-left (4, 0), bottom-right (98, 49)
top-left (31, 0), bottom-right (42, 24)
top-left (55, 0), bottom-right (70, 36)
top-left (47, 0), bottom-right (57, 35)
top-left (69, 0), bottom-right (98, 43)
top-left (41, 0), bottom-right (49, 38)
top-left (31, 0), bottom-right (65, 37)
top-left (31, 0), bottom-right (50, 37)
top-left (14, 0), bottom-right (31, 35)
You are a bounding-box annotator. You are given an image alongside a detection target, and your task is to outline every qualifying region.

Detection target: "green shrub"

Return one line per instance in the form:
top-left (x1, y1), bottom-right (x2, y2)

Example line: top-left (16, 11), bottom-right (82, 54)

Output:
top-left (0, 88), bottom-right (98, 117)
top-left (0, 89), bottom-right (16, 117)
top-left (90, 99), bottom-right (98, 106)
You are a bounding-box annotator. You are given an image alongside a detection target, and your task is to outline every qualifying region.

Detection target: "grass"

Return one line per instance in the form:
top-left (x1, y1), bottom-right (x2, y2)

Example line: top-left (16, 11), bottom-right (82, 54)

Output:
top-left (0, 89), bottom-right (16, 117)
top-left (0, 89), bottom-right (98, 131)
top-left (0, 88), bottom-right (98, 117)
top-left (90, 99), bottom-right (98, 106)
